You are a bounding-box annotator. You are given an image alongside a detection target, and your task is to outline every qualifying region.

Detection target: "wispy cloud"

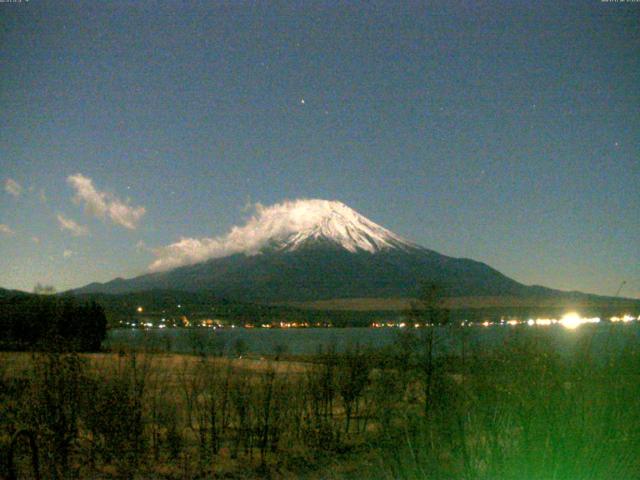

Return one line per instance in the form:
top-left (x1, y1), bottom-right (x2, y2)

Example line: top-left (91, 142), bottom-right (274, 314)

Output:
top-left (0, 224), bottom-right (15, 236)
top-left (67, 174), bottom-right (146, 229)
top-left (56, 213), bottom-right (89, 237)
top-left (149, 199), bottom-right (339, 271)
top-left (4, 178), bottom-right (22, 197)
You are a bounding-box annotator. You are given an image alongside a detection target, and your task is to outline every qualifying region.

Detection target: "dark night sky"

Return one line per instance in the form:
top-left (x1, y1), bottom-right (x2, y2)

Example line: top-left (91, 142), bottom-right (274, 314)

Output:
top-left (1, 1), bottom-right (638, 298)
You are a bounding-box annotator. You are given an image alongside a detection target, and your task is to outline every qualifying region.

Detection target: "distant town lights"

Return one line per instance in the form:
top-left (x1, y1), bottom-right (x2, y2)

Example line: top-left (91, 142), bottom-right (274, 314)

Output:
top-left (120, 312), bottom-right (636, 330)
top-left (559, 312), bottom-right (581, 329)
top-left (610, 314), bottom-right (636, 323)
top-left (559, 312), bottom-right (600, 330)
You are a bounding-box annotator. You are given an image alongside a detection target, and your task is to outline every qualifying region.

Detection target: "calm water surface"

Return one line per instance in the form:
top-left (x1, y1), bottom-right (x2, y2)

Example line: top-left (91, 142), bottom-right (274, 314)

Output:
top-left (106, 324), bottom-right (640, 357)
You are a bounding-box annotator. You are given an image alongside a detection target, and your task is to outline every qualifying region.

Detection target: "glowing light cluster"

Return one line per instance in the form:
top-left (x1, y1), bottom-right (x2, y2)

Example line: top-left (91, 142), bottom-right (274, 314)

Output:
top-left (369, 313), bottom-right (638, 329)
top-left (559, 312), bottom-right (581, 330)
top-left (610, 314), bottom-right (637, 323)
top-left (535, 318), bottom-right (554, 326)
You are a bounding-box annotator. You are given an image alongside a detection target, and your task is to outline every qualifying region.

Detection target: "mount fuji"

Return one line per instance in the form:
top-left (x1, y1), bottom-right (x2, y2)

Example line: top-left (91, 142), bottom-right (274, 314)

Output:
top-left (74, 200), bottom-right (620, 306)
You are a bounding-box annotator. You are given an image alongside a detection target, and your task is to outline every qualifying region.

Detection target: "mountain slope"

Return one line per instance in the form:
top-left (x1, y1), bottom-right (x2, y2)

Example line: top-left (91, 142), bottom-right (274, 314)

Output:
top-left (77, 245), bottom-right (529, 301)
top-left (73, 199), bottom-right (634, 306)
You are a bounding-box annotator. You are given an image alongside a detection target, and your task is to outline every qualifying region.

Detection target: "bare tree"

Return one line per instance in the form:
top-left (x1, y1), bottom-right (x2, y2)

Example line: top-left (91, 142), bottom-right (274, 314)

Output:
top-left (405, 282), bottom-right (450, 417)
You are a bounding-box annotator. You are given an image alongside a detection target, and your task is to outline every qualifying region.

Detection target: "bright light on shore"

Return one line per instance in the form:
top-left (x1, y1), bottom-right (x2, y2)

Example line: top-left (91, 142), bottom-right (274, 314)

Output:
top-left (559, 312), bottom-right (600, 330)
top-left (560, 312), bottom-right (581, 329)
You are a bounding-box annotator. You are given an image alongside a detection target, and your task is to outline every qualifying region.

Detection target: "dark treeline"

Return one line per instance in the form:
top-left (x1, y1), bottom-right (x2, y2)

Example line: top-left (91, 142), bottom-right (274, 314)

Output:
top-left (0, 293), bottom-right (107, 351)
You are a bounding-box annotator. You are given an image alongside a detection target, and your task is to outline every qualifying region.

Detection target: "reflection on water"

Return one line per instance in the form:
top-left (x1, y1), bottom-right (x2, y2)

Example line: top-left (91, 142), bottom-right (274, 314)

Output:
top-left (106, 321), bottom-right (640, 357)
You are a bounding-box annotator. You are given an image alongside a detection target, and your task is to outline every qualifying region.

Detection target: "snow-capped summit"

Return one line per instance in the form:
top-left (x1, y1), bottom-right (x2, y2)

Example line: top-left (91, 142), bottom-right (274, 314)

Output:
top-left (273, 199), bottom-right (414, 253)
top-left (73, 198), bottom-right (542, 302)
top-left (145, 199), bottom-right (415, 272)
top-left (73, 197), bottom-right (619, 307)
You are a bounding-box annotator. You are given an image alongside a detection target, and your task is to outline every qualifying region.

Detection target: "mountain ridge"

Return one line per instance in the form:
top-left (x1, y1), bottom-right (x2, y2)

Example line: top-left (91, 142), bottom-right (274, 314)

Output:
top-left (72, 199), bottom-right (638, 307)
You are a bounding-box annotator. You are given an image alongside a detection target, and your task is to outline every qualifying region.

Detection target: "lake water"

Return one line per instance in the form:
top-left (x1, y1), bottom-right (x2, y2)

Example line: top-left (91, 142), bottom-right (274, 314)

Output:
top-left (106, 323), bottom-right (640, 358)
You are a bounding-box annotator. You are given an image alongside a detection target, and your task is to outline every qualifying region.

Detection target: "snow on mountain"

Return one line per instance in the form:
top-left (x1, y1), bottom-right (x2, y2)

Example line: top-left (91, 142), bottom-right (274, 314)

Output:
top-left (76, 197), bottom-right (533, 300)
top-left (275, 200), bottom-right (414, 253)
top-left (74, 200), bottom-right (640, 306)
top-left (149, 199), bottom-right (414, 271)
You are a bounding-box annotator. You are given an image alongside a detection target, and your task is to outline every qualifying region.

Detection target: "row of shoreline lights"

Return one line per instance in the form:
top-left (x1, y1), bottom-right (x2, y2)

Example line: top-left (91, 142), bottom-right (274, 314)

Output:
top-left (134, 306), bottom-right (637, 331)
top-left (371, 313), bottom-right (638, 330)
top-left (523, 312), bottom-right (637, 330)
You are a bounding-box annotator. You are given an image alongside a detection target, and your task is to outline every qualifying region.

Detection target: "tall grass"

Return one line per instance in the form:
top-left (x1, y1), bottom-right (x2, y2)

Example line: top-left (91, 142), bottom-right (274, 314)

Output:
top-left (0, 326), bottom-right (638, 479)
top-left (380, 327), bottom-right (640, 479)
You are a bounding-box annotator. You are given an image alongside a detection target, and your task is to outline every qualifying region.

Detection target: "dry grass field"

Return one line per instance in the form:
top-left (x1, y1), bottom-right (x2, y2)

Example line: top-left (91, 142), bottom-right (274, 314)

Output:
top-left (0, 351), bottom-right (310, 376)
top-left (2, 330), bottom-right (640, 479)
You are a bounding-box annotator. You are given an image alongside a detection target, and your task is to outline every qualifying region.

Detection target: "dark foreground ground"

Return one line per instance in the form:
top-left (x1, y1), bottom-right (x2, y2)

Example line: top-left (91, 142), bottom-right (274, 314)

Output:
top-left (1, 325), bottom-right (639, 479)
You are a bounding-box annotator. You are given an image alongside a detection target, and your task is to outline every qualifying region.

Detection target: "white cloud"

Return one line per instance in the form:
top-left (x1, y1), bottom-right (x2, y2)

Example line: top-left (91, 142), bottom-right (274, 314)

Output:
top-left (149, 199), bottom-right (341, 271)
top-left (63, 249), bottom-right (74, 258)
top-left (67, 174), bottom-right (146, 229)
top-left (4, 178), bottom-right (22, 197)
top-left (0, 224), bottom-right (15, 235)
top-left (56, 213), bottom-right (89, 237)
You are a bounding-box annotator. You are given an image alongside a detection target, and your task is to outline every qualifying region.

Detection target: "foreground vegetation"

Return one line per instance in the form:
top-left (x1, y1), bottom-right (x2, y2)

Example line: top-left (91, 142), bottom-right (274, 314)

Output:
top-left (1, 325), bottom-right (639, 479)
